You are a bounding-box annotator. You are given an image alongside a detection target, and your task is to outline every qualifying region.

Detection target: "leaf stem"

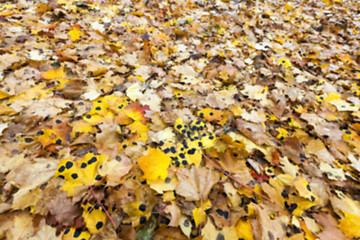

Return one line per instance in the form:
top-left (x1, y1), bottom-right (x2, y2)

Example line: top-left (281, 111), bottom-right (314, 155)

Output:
top-left (17, 217), bottom-right (32, 240)
top-left (168, 168), bottom-right (189, 178)
top-left (89, 185), bottom-right (117, 229)
top-left (158, 201), bottom-right (170, 222)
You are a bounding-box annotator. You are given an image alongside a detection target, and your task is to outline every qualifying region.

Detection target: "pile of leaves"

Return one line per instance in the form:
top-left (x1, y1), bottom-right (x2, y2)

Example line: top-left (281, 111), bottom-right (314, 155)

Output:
top-left (1, 0), bottom-right (360, 239)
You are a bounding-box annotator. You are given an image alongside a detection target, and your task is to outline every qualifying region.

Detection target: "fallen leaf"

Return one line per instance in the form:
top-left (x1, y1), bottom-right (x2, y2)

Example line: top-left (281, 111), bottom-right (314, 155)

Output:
top-left (40, 67), bottom-right (66, 80)
top-left (175, 165), bottom-right (219, 201)
top-left (99, 155), bottom-right (133, 186)
top-left (137, 148), bottom-right (171, 183)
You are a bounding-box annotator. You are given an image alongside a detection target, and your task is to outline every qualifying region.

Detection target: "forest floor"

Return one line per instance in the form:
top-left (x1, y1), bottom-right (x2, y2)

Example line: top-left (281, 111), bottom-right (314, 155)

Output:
top-left (1, 0), bottom-right (360, 239)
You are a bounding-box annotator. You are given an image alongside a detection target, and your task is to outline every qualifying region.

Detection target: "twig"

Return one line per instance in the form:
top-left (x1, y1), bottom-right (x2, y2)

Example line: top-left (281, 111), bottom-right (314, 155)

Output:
top-left (202, 154), bottom-right (273, 203)
top-left (158, 202), bottom-right (170, 222)
top-left (89, 185), bottom-right (117, 229)
top-left (17, 217), bottom-right (33, 240)
top-left (199, 198), bottom-right (203, 236)
top-left (168, 168), bottom-right (189, 178)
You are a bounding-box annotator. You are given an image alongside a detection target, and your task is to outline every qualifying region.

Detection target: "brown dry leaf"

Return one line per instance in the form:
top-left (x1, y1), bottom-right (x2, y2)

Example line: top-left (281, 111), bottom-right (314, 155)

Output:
top-left (217, 150), bottom-right (253, 184)
top-left (134, 65), bottom-right (152, 81)
top-left (164, 202), bottom-right (182, 227)
top-left (236, 119), bottom-right (270, 145)
top-left (6, 157), bottom-right (58, 209)
top-left (140, 89), bottom-right (162, 112)
top-left (313, 212), bottom-right (348, 240)
top-left (81, 60), bottom-right (108, 76)
top-left (279, 137), bottom-right (305, 165)
top-left (0, 153), bottom-right (26, 173)
top-left (175, 166), bottom-right (219, 201)
top-left (153, 225), bottom-right (188, 240)
top-left (6, 157), bottom-right (58, 190)
top-left (6, 212), bottom-right (34, 240)
top-left (34, 177), bottom-right (82, 227)
top-left (172, 64), bottom-right (198, 78)
top-left (304, 138), bottom-right (335, 164)
top-left (0, 53), bottom-right (22, 74)
top-left (301, 113), bottom-right (343, 141)
top-left (205, 86), bottom-right (237, 109)
top-left (118, 225), bottom-right (136, 240)
top-left (330, 191), bottom-right (360, 217)
top-left (209, 190), bottom-right (231, 229)
top-left (90, 227), bottom-right (120, 240)
top-left (252, 204), bottom-right (286, 240)
top-left (24, 99), bottom-right (67, 118)
top-left (0, 212), bottom-right (18, 238)
top-left (2, 211), bottom-right (62, 240)
top-left (28, 219), bottom-right (63, 240)
top-left (95, 123), bottom-right (120, 151)
top-left (99, 155), bottom-right (133, 186)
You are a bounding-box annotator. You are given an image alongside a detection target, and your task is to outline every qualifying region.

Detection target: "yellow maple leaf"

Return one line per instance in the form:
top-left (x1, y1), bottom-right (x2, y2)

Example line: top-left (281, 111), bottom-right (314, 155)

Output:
top-left (197, 108), bottom-right (227, 124)
top-left (54, 153), bottom-right (107, 196)
top-left (193, 199), bottom-right (211, 227)
top-left (193, 207), bottom-right (206, 227)
top-left (40, 67), bottom-right (65, 80)
top-left (120, 188), bottom-right (155, 227)
top-left (278, 58), bottom-right (292, 68)
top-left (63, 228), bottom-right (91, 240)
top-left (284, 3), bottom-right (294, 10)
top-left (338, 211), bottom-right (360, 238)
top-left (69, 26), bottom-right (83, 41)
top-left (38, 129), bottom-right (63, 147)
top-left (287, 195), bottom-right (320, 217)
top-left (0, 105), bottom-right (16, 115)
top-left (235, 219), bottom-right (254, 240)
top-left (83, 113), bottom-right (103, 125)
top-left (82, 203), bottom-right (107, 234)
top-left (127, 121), bottom-right (149, 143)
top-left (71, 120), bottom-right (96, 135)
top-left (0, 90), bottom-right (11, 100)
top-left (137, 148), bottom-right (171, 183)
top-left (124, 104), bottom-right (149, 123)
top-left (293, 176), bottom-right (317, 202)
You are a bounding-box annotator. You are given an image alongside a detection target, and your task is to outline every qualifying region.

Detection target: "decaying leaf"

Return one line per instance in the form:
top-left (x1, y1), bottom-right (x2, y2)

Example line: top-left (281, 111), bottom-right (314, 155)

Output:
top-left (175, 166), bottom-right (219, 201)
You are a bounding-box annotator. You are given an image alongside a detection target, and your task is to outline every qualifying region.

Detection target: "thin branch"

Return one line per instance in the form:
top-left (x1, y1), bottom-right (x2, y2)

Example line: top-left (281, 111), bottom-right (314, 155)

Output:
top-left (168, 168), bottom-right (189, 178)
top-left (89, 185), bottom-right (117, 229)
top-left (158, 202), bottom-right (170, 223)
top-left (17, 217), bottom-right (32, 240)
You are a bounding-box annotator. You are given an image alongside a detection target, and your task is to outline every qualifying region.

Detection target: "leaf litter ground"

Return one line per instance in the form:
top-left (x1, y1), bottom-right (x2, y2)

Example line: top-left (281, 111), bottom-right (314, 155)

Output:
top-left (1, 0), bottom-right (360, 239)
